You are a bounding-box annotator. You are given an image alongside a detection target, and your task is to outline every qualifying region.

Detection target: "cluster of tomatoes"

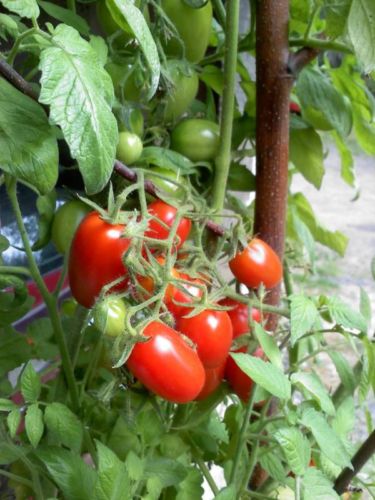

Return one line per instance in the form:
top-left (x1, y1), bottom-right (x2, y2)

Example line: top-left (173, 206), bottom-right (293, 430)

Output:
top-left (55, 197), bottom-right (282, 404)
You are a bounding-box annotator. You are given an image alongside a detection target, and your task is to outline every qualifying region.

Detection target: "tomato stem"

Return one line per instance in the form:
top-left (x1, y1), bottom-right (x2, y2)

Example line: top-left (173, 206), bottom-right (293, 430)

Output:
top-left (5, 176), bottom-right (80, 412)
top-left (211, 0), bottom-right (240, 213)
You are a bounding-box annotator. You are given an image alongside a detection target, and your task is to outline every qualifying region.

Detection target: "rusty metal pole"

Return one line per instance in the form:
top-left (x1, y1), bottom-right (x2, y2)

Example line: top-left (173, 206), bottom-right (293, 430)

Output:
top-left (254, 0), bottom-right (292, 321)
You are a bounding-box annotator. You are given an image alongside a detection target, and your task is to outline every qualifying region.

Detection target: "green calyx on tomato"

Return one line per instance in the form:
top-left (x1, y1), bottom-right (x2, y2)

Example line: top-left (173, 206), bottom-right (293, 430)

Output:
top-left (126, 320), bottom-right (205, 403)
top-left (229, 238), bottom-right (283, 290)
top-left (170, 118), bottom-right (220, 162)
top-left (163, 60), bottom-right (199, 122)
top-left (51, 199), bottom-right (91, 254)
top-left (116, 131), bottom-right (143, 165)
top-left (161, 0), bottom-right (212, 63)
top-left (93, 296), bottom-right (127, 337)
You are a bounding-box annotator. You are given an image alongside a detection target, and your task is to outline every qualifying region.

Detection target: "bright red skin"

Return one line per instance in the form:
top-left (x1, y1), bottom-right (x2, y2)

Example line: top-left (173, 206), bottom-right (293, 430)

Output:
top-left (68, 212), bottom-right (130, 308)
top-left (289, 101), bottom-right (301, 114)
top-left (145, 200), bottom-right (191, 249)
top-left (126, 321), bottom-right (205, 403)
top-left (229, 238), bottom-right (282, 290)
top-left (219, 298), bottom-right (261, 336)
top-left (177, 309), bottom-right (233, 369)
top-left (196, 362), bottom-right (225, 401)
top-left (225, 346), bottom-right (264, 402)
top-left (167, 273), bottom-right (204, 318)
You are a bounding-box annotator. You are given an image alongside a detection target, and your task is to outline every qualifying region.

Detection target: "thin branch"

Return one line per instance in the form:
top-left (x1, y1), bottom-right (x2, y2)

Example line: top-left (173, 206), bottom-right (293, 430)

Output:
top-left (0, 59), bottom-right (40, 102)
top-left (334, 430), bottom-right (375, 495)
top-left (287, 46), bottom-right (320, 76)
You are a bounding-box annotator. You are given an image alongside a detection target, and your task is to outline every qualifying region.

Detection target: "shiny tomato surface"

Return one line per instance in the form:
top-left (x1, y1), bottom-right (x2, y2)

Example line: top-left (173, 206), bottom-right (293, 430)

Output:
top-left (145, 200), bottom-right (191, 249)
top-left (196, 362), bottom-right (225, 401)
top-left (68, 212), bottom-right (130, 308)
top-left (219, 298), bottom-right (261, 336)
top-left (126, 321), bottom-right (205, 403)
top-left (177, 309), bottom-right (233, 368)
top-left (229, 238), bottom-right (282, 289)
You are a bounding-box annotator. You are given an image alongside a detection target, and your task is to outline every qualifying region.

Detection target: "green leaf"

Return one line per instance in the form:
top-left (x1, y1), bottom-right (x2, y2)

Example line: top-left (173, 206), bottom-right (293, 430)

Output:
top-left (290, 128), bottom-right (324, 188)
top-left (327, 350), bottom-right (356, 394)
top-left (32, 191), bottom-right (56, 250)
top-left (333, 132), bottom-right (356, 187)
top-left (0, 327), bottom-right (32, 375)
top-left (200, 64), bottom-right (224, 94)
top-left (39, 1), bottom-right (89, 34)
top-left (89, 35), bottom-right (108, 66)
top-left (144, 457), bottom-right (187, 488)
top-left (259, 450), bottom-right (288, 484)
top-left (95, 441), bottom-right (131, 500)
top-left (302, 467), bottom-right (340, 500)
top-left (175, 467), bottom-right (203, 500)
top-left (253, 323), bottom-right (282, 369)
top-left (227, 163), bottom-right (256, 192)
top-left (1, 0), bottom-right (39, 18)
top-left (289, 207), bottom-right (316, 264)
top-left (44, 402), bottom-right (83, 452)
top-left (39, 24), bottom-right (118, 195)
top-left (124, 451), bottom-right (144, 482)
top-left (37, 447), bottom-right (96, 500)
top-left (0, 78), bottom-right (58, 195)
top-left (325, 0), bottom-right (352, 38)
top-left (0, 443), bottom-right (27, 465)
top-left (326, 295), bottom-right (367, 332)
top-left (106, 0), bottom-right (160, 98)
top-left (348, 0), bottom-right (375, 73)
top-left (0, 398), bottom-right (16, 411)
top-left (215, 485), bottom-right (237, 499)
top-left (230, 353), bottom-right (291, 400)
top-left (21, 362), bottom-right (41, 402)
top-left (290, 294), bottom-right (319, 345)
top-left (292, 192), bottom-right (348, 256)
top-left (297, 68), bottom-right (353, 136)
top-left (0, 13), bottom-right (19, 39)
top-left (332, 397), bottom-right (355, 438)
top-left (25, 403), bottom-right (44, 447)
top-left (300, 407), bottom-right (352, 468)
top-left (140, 147), bottom-right (195, 173)
top-left (7, 408), bottom-right (21, 438)
top-left (291, 372), bottom-right (335, 416)
top-left (359, 287), bottom-right (372, 324)
top-left (274, 426), bottom-right (311, 476)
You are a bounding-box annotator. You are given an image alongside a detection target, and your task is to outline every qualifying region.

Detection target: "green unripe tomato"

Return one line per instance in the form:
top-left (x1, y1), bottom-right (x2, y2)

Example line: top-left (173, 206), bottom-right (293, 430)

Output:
top-left (116, 131), bottom-right (143, 165)
top-left (118, 106), bottom-right (144, 137)
top-left (161, 0), bottom-right (213, 63)
top-left (105, 62), bottom-right (143, 102)
top-left (302, 106), bottom-right (334, 131)
top-left (159, 434), bottom-right (188, 458)
top-left (170, 118), bottom-right (220, 162)
top-left (61, 298), bottom-right (78, 317)
top-left (164, 61), bottom-right (199, 121)
top-left (93, 297), bottom-right (126, 337)
top-left (51, 200), bottom-right (91, 254)
top-left (145, 167), bottom-right (185, 200)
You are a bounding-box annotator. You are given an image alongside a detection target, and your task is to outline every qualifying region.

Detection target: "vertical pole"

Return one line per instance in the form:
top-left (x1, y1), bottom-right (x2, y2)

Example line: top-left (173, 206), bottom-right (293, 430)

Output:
top-left (254, 0), bottom-right (291, 319)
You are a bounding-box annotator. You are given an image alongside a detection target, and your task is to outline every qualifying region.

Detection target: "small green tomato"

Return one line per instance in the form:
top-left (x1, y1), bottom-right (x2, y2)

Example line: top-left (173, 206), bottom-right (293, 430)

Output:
top-left (116, 131), bottom-right (143, 165)
top-left (94, 297), bottom-right (127, 337)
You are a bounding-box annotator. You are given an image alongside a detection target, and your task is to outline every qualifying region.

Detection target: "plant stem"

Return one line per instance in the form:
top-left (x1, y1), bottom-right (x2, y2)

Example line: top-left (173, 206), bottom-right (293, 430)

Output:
top-left (66, 0), bottom-right (76, 13)
top-left (229, 383), bottom-right (257, 487)
top-left (6, 177), bottom-right (80, 412)
top-left (0, 469), bottom-right (33, 488)
top-left (7, 28), bottom-right (38, 65)
top-left (211, 0), bottom-right (240, 213)
top-left (289, 37), bottom-right (353, 53)
top-left (0, 265), bottom-right (31, 277)
top-left (194, 452), bottom-right (219, 496)
top-left (211, 0), bottom-right (226, 27)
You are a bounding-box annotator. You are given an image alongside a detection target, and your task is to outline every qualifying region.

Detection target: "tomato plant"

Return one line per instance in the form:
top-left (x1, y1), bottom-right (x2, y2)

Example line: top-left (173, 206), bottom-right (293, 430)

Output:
top-left (93, 296), bottom-right (126, 337)
top-left (144, 167), bottom-right (185, 200)
top-left (225, 346), bottom-right (264, 402)
top-left (170, 118), bottom-right (220, 162)
top-left (126, 321), bottom-right (205, 403)
top-left (68, 212), bottom-right (131, 308)
top-left (145, 200), bottom-right (191, 249)
top-left (229, 238), bottom-right (283, 289)
top-left (51, 200), bottom-right (91, 254)
top-left (195, 361), bottom-right (225, 400)
top-left (163, 61), bottom-right (199, 121)
top-left (177, 309), bottom-right (233, 368)
top-left (219, 298), bottom-right (261, 335)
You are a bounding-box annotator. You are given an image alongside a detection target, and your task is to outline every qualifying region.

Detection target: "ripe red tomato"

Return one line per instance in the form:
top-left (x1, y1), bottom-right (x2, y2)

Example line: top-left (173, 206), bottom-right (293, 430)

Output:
top-left (289, 101), bottom-right (301, 114)
top-left (229, 238), bottom-right (282, 290)
top-left (219, 298), bottom-right (261, 336)
top-left (68, 212), bottom-right (131, 308)
top-left (225, 346), bottom-right (264, 402)
top-left (196, 362), bottom-right (225, 401)
top-left (177, 309), bottom-right (233, 368)
top-left (126, 321), bottom-right (205, 403)
top-left (137, 257), bottom-right (204, 319)
top-left (145, 200), bottom-right (191, 250)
